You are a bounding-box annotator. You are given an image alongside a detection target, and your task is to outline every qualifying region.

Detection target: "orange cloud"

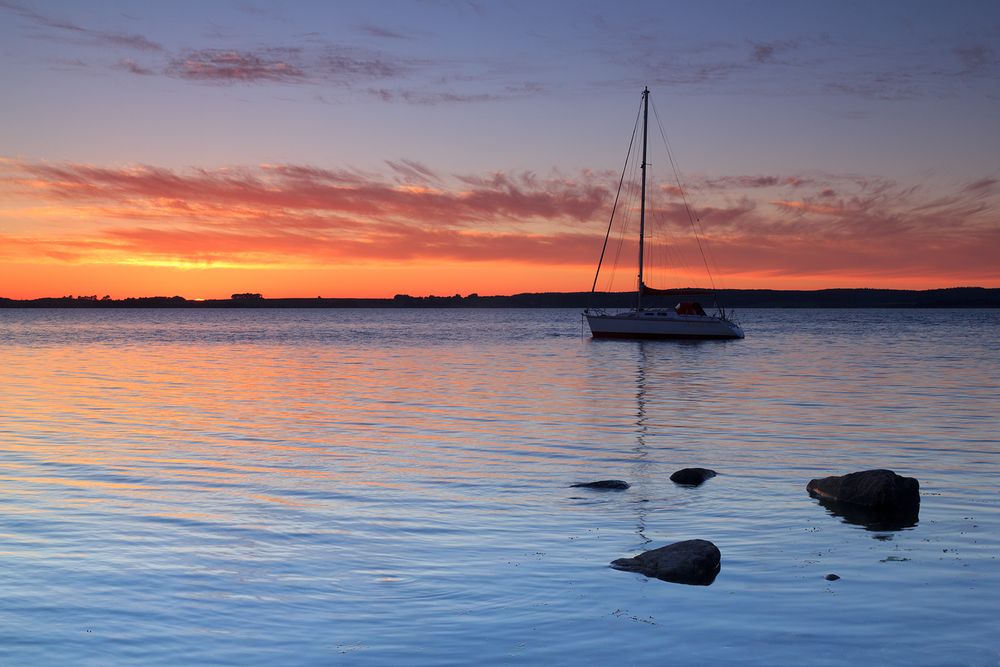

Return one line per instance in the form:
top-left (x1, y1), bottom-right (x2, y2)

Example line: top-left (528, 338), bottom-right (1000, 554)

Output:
top-left (769, 199), bottom-right (846, 215)
top-left (1, 159), bottom-right (997, 297)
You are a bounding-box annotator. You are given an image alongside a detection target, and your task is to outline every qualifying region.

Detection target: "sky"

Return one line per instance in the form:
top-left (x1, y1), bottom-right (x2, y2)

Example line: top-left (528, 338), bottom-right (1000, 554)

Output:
top-left (1, 0), bottom-right (998, 299)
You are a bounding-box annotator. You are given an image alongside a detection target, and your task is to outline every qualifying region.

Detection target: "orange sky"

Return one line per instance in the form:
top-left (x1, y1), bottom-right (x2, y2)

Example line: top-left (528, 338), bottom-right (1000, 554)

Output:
top-left (1, 159), bottom-right (997, 298)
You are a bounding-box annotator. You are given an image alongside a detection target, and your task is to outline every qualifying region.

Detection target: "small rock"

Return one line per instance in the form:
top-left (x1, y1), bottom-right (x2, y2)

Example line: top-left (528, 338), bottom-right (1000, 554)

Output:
top-left (611, 539), bottom-right (720, 585)
top-left (571, 480), bottom-right (630, 490)
top-left (825, 573), bottom-right (840, 581)
top-left (807, 469), bottom-right (919, 512)
top-left (670, 468), bottom-right (717, 486)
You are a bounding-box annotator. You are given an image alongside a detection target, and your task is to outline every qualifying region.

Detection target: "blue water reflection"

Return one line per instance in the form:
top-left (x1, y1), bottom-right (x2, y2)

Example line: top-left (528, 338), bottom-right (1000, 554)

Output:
top-left (0, 308), bottom-right (997, 665)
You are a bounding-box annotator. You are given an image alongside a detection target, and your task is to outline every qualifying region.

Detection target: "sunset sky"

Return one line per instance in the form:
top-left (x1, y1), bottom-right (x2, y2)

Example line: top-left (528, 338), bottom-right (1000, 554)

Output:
top-left (2, 0), bottom-right (998, 298)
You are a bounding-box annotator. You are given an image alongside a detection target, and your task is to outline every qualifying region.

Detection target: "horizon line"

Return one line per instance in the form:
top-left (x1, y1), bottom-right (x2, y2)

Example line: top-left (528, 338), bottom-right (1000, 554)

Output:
top-left (3, 285), bottom-right (996, 302)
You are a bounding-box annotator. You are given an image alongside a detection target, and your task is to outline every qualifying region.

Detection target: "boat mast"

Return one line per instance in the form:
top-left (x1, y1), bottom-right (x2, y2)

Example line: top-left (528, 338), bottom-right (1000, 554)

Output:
top-left (637, 86), bottom-right (649, 311)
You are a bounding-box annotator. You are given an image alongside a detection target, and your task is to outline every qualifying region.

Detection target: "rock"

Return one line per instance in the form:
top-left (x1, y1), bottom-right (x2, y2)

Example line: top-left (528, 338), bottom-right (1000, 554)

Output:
top-left (825, 573), bottom-right (840, 581)
top-left (807, 469), bottom-right (920, 530)
top-left (571, 480), bottom-right (629, 490)
top-left (669, 468), bottom-right (717, 486)
top-left (611, 539), bottom-right (720, 585)
top-left (807, 469), bottom-right (919, 511)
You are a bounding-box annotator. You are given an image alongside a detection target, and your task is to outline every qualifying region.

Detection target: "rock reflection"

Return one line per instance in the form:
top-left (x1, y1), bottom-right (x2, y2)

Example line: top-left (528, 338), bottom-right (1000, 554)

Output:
top-left (812, 496), bottom-right (919, 532)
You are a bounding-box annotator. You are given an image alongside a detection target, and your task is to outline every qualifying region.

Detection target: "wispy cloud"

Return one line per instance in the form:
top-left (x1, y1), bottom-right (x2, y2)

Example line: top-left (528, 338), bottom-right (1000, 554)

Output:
top-left (369, 81), bottom-right (548, 104)
top-left (597, 17), bottom-right (1000, 102)
top-left (1, 159), bottom-right (997, 285)
top-left (703, 175), bottom-right (807, 190)
top-left (953, 43), bottom-right (997, 75)
top-left (0, 1), bottom-right (542, 102)
top-left (385, 159), bottom-right (440, 184)
top-left (0, 0), bottom-right (163, 51)
top-left (109, 44), bottom-right (412, 86)
top-left (360, 23), bottom-right (409, 40)
top-left (115, 59), bottom-right (155, 76)
top-left (0, 159), bottom-right (612, 267)
top-left (165, 48), bottom-right (307, 83)
top-left (964, 177), bottom-right (998, 193)
top-left (748, 39), bottom-right (800, 64)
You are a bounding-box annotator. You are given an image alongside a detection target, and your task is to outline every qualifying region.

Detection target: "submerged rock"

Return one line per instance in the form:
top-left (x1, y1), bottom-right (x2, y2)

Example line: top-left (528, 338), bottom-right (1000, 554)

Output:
top-left (611, 539), bottom-right (720, 585)
top-left (669, 468), bottom-right (717, 486)
top-left (825, 573), bottom-right (841, 581)
top-left (571, 480), bottom-right (630, 490)
top-left (807, 469), bottom-right (920, 530)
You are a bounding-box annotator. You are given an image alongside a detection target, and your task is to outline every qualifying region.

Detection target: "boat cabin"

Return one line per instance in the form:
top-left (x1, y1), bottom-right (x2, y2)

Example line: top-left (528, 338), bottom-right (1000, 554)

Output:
top-left (675, 302), bottom-right (707, 316)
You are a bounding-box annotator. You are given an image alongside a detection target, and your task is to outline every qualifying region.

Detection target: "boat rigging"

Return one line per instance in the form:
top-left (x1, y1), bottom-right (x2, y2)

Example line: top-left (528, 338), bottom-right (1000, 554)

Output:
top-left (584, 88), bottom-right (744, 340)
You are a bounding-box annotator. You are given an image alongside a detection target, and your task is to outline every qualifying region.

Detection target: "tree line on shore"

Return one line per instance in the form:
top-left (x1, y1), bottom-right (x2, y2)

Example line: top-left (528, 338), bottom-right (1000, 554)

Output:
top-left (1, 287), bottom-right (997, 308)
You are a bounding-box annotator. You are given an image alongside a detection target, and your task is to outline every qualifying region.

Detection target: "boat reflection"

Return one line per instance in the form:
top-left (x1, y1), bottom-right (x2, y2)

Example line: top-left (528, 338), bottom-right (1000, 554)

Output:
top-left (631, 342), bottom-right (652, 545)
top-left (632, 344), bottom-right (719, 586)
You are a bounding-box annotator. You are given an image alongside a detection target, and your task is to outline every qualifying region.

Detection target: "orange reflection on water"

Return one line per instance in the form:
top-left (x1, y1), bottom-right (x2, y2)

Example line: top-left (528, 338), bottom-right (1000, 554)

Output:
top-left (2, 335), bottom-right (589, 517)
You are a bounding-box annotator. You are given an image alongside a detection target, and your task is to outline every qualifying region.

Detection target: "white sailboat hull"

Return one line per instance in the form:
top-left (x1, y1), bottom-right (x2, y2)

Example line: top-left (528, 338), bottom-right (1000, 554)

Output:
top-left (586, 310), bottom-right (744, 340)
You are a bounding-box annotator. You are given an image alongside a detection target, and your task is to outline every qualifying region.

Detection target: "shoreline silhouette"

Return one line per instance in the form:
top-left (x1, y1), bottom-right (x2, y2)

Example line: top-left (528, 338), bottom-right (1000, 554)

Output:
top-left (1, 287), bottom-right (997, 309)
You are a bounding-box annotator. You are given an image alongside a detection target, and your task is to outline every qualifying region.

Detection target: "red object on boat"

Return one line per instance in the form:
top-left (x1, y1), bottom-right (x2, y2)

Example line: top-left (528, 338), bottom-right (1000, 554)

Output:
top-left (675, 302), bottom-right (707, 316)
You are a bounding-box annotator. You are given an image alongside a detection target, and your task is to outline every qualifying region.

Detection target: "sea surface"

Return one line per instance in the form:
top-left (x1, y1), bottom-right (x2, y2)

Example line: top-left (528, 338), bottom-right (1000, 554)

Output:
top-left (1, 308), bottom-right (998, 666)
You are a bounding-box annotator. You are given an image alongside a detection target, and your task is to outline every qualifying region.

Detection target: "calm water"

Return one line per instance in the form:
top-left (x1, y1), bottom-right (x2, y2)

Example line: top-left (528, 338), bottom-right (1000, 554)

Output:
top-left (1, 308), bottom-right (998, 665)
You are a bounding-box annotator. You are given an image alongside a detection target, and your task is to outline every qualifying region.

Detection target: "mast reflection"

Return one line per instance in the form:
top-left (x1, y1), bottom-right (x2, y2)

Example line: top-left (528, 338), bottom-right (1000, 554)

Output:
top-left (632, 342), bottom-right (652, 544)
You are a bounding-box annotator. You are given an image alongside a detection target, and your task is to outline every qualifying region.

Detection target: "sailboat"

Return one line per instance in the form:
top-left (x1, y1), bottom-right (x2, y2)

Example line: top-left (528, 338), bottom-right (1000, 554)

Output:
top-left (584, 88), bottom-right (744, 340)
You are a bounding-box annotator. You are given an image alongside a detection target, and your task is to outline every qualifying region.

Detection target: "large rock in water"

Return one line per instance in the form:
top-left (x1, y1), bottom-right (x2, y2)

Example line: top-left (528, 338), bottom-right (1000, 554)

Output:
top-left (571, 480), bottom-right (630, 490)
top-left (670, 468), bottom-right (717, 486)
top-left (611, 539), bottom-right (720, 585)
top-left (806, 469), bottom-right (919, 512)
top-left (807, 469), bottom-right (920, 530)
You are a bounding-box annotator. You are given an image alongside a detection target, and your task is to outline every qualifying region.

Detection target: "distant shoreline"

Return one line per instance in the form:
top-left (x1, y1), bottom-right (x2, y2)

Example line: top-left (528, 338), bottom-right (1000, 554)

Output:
top-left (2, 287), bottom-right (998, 309)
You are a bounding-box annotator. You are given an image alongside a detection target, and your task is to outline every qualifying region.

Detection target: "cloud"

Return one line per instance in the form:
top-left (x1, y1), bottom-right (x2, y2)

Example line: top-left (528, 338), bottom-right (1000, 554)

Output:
top-left (93, 224), bottom-right (602, 266)
top-left (647, 59), bottom-right (746, 86)
top-left (115, 59), bottom-right (155, 76)
top-left (0, 1), bottom-right (539, 102)
top-left (365, 83), bottom-right (544, 105)
top-left (166, 49), bottom-right (307, 83)
top-left (0, 0), bottom-right (163, 51)
top-left (954, 44), bottom-right (996, 75)
top-left (751, 43), bottom-right (776, 64)
top-left (769, 199), bottom-right (847, 215)
top-left (2, 159), bottom-right (997, 285)
top-left (360, 24), bottom-right (409, 40)
top-left (95, 31), bottom-right (162, 52)
top-left (748, 39), bottom-right (800, 64)
top-left (80, 43), bottom-right (415, 88)
top-left (704, 175), bottom-right (784, 189)
top-left (599, 18), bottom-right (999, 102)
top-left (1, 2), bottom-right (547, 103)
top-left (385, 159), bottom-right (440, 184)
top-left (0, 159), bottom-right (613, 267)
top-left (318, 49), bottom-right (407, 80)
top-left (640, 171), bottom-right (1000, 285)
top-left (963, 177), bottom-right (998, 194)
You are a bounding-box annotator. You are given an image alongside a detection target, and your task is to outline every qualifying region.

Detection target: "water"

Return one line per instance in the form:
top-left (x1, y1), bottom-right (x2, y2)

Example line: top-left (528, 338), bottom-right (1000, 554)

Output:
top-left (1, 308), bottom-right (997, 665)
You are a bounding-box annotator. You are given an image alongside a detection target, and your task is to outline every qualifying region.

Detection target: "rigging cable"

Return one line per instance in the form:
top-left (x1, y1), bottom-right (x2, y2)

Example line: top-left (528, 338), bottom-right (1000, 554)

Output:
top-left (606, 144), bottom-right (640, 293)
top-left (591, 102), bottom-right (642, 293)
top-left (605, 111), bottom-right (643, 294)
top-left (650, 100), bottom-right (718, 294)
top-left (646, 163), bottom-right (662, 290)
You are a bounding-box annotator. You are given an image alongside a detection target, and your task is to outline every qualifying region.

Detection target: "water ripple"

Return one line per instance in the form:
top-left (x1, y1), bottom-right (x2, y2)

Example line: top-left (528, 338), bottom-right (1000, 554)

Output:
top-left (0, 308), bottom-right (997, 665)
